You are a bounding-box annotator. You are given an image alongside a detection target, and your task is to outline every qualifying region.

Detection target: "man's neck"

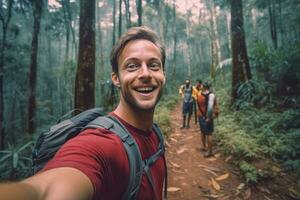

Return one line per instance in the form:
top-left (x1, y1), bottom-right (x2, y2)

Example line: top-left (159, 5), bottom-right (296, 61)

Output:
top-left (113, 102), bottom-right (154, 132)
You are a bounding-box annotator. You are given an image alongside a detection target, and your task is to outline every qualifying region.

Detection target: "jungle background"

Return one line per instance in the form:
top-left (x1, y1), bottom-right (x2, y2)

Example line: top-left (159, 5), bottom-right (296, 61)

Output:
top-left (0, 0), bottom-right (299, 199)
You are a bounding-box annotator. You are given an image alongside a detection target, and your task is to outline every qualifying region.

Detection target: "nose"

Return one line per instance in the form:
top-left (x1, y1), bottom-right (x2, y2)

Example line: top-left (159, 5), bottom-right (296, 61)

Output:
top-left (138, 62), bottom-right (152, 80)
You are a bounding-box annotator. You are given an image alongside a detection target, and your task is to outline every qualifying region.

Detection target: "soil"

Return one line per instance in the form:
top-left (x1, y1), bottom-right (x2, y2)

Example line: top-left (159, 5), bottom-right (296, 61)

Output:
top-left (165, 104), bottom-right (298, 200)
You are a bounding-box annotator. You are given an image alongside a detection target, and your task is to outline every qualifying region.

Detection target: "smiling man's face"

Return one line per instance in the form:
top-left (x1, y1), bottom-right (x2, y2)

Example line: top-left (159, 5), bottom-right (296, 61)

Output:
top-left (112, 39), bottom-right (165, 111)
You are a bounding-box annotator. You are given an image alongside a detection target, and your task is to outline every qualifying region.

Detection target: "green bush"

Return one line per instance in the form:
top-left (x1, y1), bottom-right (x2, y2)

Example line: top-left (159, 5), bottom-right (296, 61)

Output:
top-left (0, 140), bottom-right (34, 180)
top-left (239, 161), bottom-right (263, 183)
top-left (154, 95), bottom-right (179, 136)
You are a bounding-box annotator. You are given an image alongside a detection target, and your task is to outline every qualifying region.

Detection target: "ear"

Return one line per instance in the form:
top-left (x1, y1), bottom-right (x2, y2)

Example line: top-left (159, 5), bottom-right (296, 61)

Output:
top-left (111, 72), bottom-right (120, 87)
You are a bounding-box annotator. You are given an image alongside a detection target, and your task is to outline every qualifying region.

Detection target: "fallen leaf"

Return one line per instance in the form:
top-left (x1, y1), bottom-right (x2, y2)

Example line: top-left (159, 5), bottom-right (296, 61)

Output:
top-left (244, 188), bottom-right (251, 199)
top-left (198, 164), bottom-right (220, 172)
top-left (167, 187), bottom-right (181, 192)
top-left (171, 169), bottom-right (185, 174)
top-left (225, 156), bottom-right (232, 162)
top-left (237, 183), bottom-right (245, 190)
top-left (263, 195), bottom-right (272, 200)
top-left (211, 178), bottom-right (221, 191)
top-left (216, 173), bottom-right (229, 181)
top-left (168, 161), bottom-right (181, 168)
top-left (176, 148), bottom-right (186, 154)
top-left (165, 141), bottom-right (170, 147)
top-left (208, 157), bottom-right (217, 161)
top-left (181, 182), bottom-right (188, 186)
top-left (202, 194), bottom-right (219, 198)
top-left (203, 168), bottom-right (218, 176)
top-left (214, 153), bottom-right (221, 158)
top-left (170, 138), bottom-right (177, 142)
top-left (185, 136), bottom-right (193, 140)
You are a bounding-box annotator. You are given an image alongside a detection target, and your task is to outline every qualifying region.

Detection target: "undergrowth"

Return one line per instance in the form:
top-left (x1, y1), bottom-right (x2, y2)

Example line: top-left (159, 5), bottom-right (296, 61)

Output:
top-left (214, 79), bottom-right (300, 184)
top-left (154, 95), bottom-right (179, 136)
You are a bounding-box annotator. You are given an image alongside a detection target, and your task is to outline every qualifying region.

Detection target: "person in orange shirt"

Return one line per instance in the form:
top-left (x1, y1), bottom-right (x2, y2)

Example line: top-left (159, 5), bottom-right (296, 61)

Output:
top-left (192, 80), bottom-right (203, 124)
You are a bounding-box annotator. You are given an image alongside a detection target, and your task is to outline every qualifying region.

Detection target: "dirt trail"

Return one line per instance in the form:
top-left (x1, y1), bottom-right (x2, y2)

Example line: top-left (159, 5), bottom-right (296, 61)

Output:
top-left (165, 104), bottom-right (267, 200)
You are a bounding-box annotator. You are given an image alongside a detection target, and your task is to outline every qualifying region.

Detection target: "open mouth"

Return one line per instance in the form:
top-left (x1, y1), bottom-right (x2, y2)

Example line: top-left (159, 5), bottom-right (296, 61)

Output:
top-left (135, 87), bottom-right (155, 94)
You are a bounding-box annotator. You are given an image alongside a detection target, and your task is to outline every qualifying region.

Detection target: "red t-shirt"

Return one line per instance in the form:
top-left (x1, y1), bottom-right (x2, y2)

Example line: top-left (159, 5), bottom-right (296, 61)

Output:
top-left (42, 113), bottom-right (166, 200)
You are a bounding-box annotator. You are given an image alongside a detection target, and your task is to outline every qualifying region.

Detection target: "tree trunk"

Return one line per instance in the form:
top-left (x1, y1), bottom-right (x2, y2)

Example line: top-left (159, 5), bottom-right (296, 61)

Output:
top-left (267, 0), bottom-right (278, 49)
top-left (118, 0), bottom-right (122, 38)
top-left (112, 0), bottom-right (116, 45)
top-left (207, 0), bottom-right (221, 81)
top-left (62, 0), bottom-right (71, 64)
top-left (27, 0), bottom-right (43, 134)
top-left (230, 0), bottom-right (251, 101)
top-left (123, 0), bottom-right (132, 28)
top-left (74, 0), bottom-right (96, 113)
top-left (96, 0), bottom-right (104, 106)
top-left (226, 11), bottom-right (231, 53)
top-left (185, 11), bottom-right (191, 78)
top-left (136, 0), bottom-right (142, 26)
top-left (171, 0), bottom-right (177, 82)
top-left (0, 0), bottom-right (13, 149)
top-left (155, 1), bottom-right (166, 44)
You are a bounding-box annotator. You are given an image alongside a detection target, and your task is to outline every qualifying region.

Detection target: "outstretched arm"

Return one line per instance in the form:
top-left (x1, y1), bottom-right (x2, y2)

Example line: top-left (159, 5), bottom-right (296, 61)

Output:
top-left (0, 167), bottom-right (93, 200)
top-left (206, 93), bottom-right (215, 120)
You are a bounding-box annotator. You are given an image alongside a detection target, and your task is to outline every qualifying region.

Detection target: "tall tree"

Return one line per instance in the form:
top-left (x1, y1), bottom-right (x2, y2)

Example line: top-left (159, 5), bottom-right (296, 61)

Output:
top-left (74, 0), bottom-right (96, 113)
top-left (153, 0), bottom-right (166, 43)
top-left (123, 0), bottom-right (131, 28)
top-left (171, 0), bottom-right (177, 81)
top-left (136, 0), bottom-right (142, 26)
top-left (185, 10), bottom-right (192, 78)
top-left (0, 0), bottom-right (13, 148)
top-left (26, 0), bottom-right (43, 134)
top-left (207, 0), bottom-right (221, 80)
top-left (112, 0), bottom-right (116, 45)
top-left (118, 0), bottom-right (122, 38)
top-left (230, 0), bottom-right (251, 101)
top-left (61, 0), bottom-right (72, 63)
top-left (267, 0), bottom-right (278, 49)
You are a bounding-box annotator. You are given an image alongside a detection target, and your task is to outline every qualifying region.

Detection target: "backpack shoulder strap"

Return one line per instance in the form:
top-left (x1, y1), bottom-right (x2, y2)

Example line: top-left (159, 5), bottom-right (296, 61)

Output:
top-left (151, 123), bottom-right (168, 199)
top-left (85, 115), bottom-right (143, 200)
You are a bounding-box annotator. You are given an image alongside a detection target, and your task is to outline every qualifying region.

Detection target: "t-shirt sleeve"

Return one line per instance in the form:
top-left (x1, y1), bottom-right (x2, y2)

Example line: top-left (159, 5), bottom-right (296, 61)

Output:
top-left (41, 128), bottom-right (124, 198)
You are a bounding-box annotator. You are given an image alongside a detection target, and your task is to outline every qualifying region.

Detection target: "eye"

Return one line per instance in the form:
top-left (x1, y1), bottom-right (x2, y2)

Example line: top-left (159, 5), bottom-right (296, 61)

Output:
top-left (149, 62), bottom-right (161, 71)
top-left (126, 63), bottom-right (139, 71)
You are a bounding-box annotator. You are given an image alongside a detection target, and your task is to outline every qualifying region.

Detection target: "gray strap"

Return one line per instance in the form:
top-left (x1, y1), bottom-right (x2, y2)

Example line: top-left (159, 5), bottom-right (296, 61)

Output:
top-left (86, 116), bottom-right (143, 200)
top-left (148, 124), bottom-right (168, 199)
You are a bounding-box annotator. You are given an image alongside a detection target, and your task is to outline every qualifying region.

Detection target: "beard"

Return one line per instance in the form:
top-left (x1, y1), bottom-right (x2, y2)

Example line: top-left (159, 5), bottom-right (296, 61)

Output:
top-left (121, 86), bottom-right (164, 112)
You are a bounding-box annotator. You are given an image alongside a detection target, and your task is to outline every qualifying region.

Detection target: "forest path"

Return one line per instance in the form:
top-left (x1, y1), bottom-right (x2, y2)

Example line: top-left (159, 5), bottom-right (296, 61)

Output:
top-left (165, 103), bottom-right (269, 200)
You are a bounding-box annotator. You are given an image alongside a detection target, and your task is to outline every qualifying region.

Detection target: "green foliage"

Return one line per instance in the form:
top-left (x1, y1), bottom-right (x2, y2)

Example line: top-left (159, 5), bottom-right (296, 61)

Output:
top-left (233, 79), bottom-right (273, 109)
top-left (250, 40), bottom-right (300, 97)
top-left (0, 140), bottom-right (34, 180)
top-left (214, 72), bottom-right (300, 183)
top-left (154, 95), bottom-right (179, 136)
top-left (239, 161), bottom-right (262, 183)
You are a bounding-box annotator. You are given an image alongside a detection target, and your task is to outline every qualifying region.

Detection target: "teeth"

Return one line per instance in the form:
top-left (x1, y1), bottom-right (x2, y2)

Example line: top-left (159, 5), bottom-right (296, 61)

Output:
top-left (136, 87), bottom-right (154, 92)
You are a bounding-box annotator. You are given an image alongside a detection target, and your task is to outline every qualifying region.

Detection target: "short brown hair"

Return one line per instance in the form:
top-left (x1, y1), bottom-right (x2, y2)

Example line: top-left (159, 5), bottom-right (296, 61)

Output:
top-left (110, 26), bottom-right (165, 75)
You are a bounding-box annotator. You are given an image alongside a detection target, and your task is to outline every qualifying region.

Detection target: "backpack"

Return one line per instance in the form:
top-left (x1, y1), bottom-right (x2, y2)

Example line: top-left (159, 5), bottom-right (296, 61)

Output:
top-left (32, 108), bottom-right (167, 200)
top-left (202, 92), bottom-right (220, 119)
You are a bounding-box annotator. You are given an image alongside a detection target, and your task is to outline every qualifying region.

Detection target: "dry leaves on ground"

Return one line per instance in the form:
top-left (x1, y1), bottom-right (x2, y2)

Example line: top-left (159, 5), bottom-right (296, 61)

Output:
top-left (167, 187), bottom-right (181, 192)
top-left (216, 173), bottom-right (229, 181)
top-left (211, 178), bottom-right (221, 191)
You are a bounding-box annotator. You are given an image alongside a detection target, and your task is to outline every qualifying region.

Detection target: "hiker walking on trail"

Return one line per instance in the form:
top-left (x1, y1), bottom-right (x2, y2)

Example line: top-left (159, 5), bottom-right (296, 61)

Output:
top-left (0, 26), bottom-right (167, 200)
top-left (196, 82), bottom-right (217, 157)
top-left (192, 79), bottom-right (203, 124)
top-left (179, 79), bottom-right (194, 129)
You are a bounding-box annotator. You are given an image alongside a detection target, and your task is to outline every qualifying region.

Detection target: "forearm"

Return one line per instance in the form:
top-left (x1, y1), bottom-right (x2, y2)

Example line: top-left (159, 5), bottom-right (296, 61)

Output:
top-left (0, 182), bottom-right (39, 200)
top-left (206, 94), bottom-right (215, 118)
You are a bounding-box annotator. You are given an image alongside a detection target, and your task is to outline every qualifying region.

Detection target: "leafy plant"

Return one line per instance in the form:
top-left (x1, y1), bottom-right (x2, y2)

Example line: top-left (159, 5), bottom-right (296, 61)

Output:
top-left (154, 95), bottom-right (179, 136)
top-left (0, 141), bottom-right (34, 180)
top-left (239, 161), bottom-right (262, 183)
